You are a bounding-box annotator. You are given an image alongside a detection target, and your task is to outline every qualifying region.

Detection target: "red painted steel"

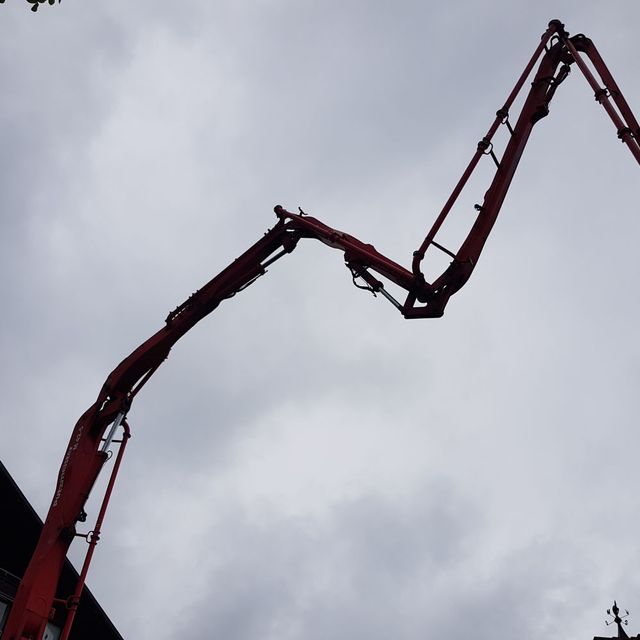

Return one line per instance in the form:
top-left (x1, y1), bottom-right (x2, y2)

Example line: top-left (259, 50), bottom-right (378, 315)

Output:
top-left (408, 20), bottom-right (640, 317)
top-left (58, 421), bottom-right (131, 640)
top-left (3, 19), bottom-right (639, 639)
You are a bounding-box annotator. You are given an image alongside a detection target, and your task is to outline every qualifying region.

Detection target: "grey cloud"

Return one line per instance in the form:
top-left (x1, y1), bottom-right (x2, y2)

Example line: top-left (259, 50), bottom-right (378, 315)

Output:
top-left (182, 481), bottom-right (478, 640)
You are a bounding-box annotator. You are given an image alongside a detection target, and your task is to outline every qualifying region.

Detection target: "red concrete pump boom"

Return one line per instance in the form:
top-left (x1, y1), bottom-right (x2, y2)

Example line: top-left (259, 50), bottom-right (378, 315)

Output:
top-left (4, 19), bottom-right (640, 640)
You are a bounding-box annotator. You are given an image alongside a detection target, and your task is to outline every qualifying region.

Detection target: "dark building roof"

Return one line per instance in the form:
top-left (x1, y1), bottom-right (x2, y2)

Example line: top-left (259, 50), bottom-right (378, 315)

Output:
top-left (0, 460), bottom-right (124, 639)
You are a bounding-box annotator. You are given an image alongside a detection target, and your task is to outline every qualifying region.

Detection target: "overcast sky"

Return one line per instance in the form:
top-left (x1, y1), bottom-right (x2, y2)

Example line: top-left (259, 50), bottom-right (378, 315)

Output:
top-left (2, 2), bottom-right (640, 639)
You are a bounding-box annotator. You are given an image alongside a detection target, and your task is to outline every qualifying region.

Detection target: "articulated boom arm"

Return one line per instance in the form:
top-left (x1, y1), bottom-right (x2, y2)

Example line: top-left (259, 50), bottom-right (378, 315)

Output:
top-left (405, 19), bottom-right (640, 317)
top-left (5, 19), bottom-right (639, 640)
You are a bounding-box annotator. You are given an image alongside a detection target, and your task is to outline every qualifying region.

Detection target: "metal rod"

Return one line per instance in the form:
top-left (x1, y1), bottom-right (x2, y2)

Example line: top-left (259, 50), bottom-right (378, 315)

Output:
top-left (261, 247), bottom-right (289, 269)
top-left (100, 411), bottom-right (126, 454)
top-left (378, 286), bottom-right (403, 311)
top-left (430, 240), bottom-right (457, 259)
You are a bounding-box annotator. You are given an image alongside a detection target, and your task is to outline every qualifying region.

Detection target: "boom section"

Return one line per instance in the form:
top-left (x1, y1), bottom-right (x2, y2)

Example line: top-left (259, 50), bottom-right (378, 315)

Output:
top-left (2, 220), bottom-right (302, 639)
top-left (3, 213), bottom-right (419, 640)
top-left (406, 20), bottom-right (640, 318)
